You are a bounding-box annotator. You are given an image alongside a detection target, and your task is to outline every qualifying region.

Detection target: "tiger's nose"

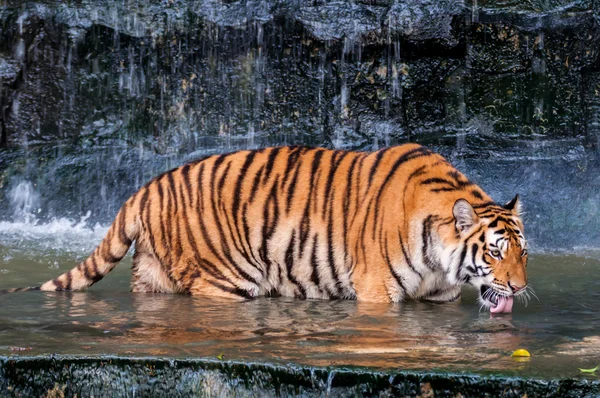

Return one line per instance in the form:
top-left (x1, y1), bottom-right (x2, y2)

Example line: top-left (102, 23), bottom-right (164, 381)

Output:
top-left (508, 282), bottom-right (525, 293)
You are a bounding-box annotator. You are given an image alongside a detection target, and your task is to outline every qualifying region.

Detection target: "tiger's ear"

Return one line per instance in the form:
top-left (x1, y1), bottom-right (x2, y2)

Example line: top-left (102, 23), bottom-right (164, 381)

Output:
top-left (453, 199), bottom-right (479, 234)
top-left (504, 194), bottom-right (522, 216)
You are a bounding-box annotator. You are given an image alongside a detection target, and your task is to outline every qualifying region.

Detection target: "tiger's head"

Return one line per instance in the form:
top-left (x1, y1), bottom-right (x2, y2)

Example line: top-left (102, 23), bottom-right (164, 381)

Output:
top-left (450, 195), bottom-right (529, 313)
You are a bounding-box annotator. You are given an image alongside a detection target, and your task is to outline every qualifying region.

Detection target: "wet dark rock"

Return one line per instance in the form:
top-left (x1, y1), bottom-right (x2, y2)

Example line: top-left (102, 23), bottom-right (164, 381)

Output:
top-left (475, 0), bottom-right (594, 14)
top-left (1, 356), bottom-right (599, 397)
top-left (0, 0), bottom-right (597, 151)
top-left (0, 56), bottom-right (19, 84)
top-left (387, 0), bottom-right (464, 45)
top-left (585, 71), bottom-right (600, 148)
top-left (0, 55), bottom-right (21, 147)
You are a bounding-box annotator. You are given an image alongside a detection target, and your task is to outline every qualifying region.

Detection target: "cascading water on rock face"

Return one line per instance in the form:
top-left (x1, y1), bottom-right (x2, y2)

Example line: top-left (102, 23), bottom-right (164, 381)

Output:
top-left (0, 179), bottom-right (108, 257)
top-left (8, 180), bottom-right (39, 224)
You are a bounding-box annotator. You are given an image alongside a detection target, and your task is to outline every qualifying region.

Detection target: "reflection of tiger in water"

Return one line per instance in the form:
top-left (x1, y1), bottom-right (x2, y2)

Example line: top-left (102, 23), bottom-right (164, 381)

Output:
top-left (16, 145), bottom-right (530, 310)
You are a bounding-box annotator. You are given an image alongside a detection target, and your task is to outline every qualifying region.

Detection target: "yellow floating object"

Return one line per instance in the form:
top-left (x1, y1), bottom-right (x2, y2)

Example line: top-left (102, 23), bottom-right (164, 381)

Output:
top-left (511, 349), bottom-right (531, 357)
top-left (579, 365), bottom-right (599, 374)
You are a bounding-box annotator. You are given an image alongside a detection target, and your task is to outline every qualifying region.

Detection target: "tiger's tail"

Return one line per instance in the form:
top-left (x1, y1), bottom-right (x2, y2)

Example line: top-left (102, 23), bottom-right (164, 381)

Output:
top-left (36, 201), bottom-right (139, 292)
top-left (0, 286), bottom-right (41, 295)
top-left (34, 198), bottom-right (140, 292)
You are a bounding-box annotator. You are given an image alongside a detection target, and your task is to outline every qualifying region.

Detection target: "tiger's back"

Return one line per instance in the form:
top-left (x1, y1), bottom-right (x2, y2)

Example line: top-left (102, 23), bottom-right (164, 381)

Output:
top-left (33, 144), bottom-right (528, 307)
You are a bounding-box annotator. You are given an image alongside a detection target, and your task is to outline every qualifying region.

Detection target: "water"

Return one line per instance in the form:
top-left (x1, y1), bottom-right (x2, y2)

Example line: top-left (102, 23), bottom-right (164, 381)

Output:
top-left (0, 230), bottom-right (600, 379)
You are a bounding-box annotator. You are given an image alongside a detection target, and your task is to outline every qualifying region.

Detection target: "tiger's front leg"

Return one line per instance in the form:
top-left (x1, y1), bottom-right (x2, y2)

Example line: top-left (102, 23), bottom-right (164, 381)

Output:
top-left (422, 286), bottom-right (462, 303)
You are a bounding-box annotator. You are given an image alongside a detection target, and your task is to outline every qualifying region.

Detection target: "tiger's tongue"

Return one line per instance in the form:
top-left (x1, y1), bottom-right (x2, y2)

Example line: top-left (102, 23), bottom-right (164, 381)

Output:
top-left (490, 296), bottom-right (514, 314)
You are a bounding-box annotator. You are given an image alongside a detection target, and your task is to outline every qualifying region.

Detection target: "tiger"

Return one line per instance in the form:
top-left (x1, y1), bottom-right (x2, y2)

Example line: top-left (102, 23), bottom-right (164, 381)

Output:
top-left (5, 144), bottom-right (529, 313)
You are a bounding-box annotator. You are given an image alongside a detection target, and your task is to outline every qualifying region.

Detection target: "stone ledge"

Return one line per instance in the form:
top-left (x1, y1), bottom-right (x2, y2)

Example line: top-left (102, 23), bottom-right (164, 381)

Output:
top-left (1, 356), bottom-right (599, 397)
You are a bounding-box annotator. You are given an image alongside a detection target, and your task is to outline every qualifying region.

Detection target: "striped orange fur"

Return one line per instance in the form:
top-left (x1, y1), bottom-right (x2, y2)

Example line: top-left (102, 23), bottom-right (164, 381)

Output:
top-left (22, 144), bottom-right (528, 306)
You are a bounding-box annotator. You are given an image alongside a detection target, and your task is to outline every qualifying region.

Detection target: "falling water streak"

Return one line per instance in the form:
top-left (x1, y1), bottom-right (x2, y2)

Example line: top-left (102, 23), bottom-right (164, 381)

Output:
top-left (325, 371), bottom-right (336, 395)
top-left (8, 181), bottom-right (40, 224)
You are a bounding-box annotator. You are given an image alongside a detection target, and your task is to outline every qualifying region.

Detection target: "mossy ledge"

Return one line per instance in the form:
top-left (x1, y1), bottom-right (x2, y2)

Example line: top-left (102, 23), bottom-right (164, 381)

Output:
top-left (1, 356), bottom-right (599, 397)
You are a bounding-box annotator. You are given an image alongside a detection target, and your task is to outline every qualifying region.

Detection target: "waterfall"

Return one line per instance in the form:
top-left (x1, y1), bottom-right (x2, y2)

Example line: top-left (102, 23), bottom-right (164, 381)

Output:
top-left (8, 180), bottom-right (39, 224)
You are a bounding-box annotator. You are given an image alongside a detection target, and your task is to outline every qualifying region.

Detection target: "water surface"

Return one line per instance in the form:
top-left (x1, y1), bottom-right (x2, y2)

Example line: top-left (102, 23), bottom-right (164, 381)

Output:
top-left (1, 233), bottom-right (599, 380)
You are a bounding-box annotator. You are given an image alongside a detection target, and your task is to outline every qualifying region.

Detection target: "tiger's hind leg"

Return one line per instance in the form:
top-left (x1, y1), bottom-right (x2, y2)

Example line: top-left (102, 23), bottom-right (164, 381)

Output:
top-left (131, 250), bottom-right (180, 293)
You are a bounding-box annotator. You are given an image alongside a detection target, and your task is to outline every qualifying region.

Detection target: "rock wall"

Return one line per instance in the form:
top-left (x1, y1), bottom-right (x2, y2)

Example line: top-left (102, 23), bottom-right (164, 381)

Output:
top-left (0, 0), bottom-right (598, 152)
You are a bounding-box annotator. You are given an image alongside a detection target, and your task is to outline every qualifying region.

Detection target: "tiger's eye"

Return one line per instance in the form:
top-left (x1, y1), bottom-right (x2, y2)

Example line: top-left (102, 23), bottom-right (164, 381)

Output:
top-left (490, 249), bottom-right (501, 258)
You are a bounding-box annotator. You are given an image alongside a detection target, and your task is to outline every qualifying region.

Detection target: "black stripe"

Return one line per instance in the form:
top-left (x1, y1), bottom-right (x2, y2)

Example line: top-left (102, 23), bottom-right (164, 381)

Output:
top-left (89, 257), bottom-right (103, 283)
top-left (455, 245), bottom-right (468, 283)
top-left (143, 183), bottom-right (159, 255)
top-left (258, 176), bottom-right (281, 284)
top-left (285, 231), bottom-right (307, 299)
top-left (211, 184), bottom-right (260, 285)
top-left (354, 154), bottom-right (365, 213)
top-left (232, 151), bottom-right (257, 218)
top-left (322, 151), bottom-right (345, 219)
top-left (156, 176), bottom-right (170, 262)
top-left (472, 201), bottom-right (499, 209)
top-left (262, 147), bottom-right (283, 184)
top-left (167, 173), bottom-right (183, 257)
top-left (479, 213), bottom-right (500, 219)
top-left (326, 193), bottom-right (341, 297)
top-left (199, 257), bottom-right (231, 283)
top-left (176, 170), bottom-right (209, 290)
top-left (299, 150), bottom-right (324, 251)
top-left (202, 158), bottom-right (255, 282)
top-left (398, 229), bottom-right (423, 279)
top-left (117, 207), bottom-right (132, 246)
top-left (310, 235), bottom-right (321, 291)
top-left (80, 261), bottom-right (93, 282)
top-left (367, 147), bottom-right (393, 187)
top-left (482, 253), bottom-right (492, 265)
top-left (138, 187), bottom-right (150, 214)
top-left (372, 147), bottom-right (432, 239)
top-left (217, 162), bottom-right (231, 194)
top-left (421, 177), bottom-right (455, 186)
top-left (5, 286), bottom-right (41, 294)
top-left (447, 171), bottom-right (463, 183)
top-left (230, 151), bottom-right (258, 262)
top-left (249, 164), bottom-right (265, 204)
top-left (242, 203), bottom-right (263, 272)
top-left (64, 271), bottom-right (73, 290)
top-left (207, 280), bottom-right (253, 299)
top-left (103, 250), bottom-right (120, 264)
top-left (471, 243), bottom-right (479, 271)
top-left (342, 156), bottom-right (360, 267)
top-left (53, 277), bottom-right (64, 290)
top-left (407, 165), bottom-right (427, 183)
top-left (421, 215), bottom-right (439, 270)
top-left (285, 150), bottom-right (304, 213)
top-left (471, 190), bottom-right (483, 199)
top-left (181, 164), bottom-right (193, 205)
top-left (383, 235), bottom-right (407, 296)
top-left (281, 147), bottom-right (303, 189)
top-left (164, 173), bottom-right (175, 263)
top-left (454, 225), bottom-right (485, 282)
top-left (220, 154), bottom-right (263, 273)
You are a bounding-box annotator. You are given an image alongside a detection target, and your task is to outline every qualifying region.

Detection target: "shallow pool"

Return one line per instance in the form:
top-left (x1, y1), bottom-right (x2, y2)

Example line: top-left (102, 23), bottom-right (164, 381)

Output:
top-left (1, 232), bottom-right (599, 380)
